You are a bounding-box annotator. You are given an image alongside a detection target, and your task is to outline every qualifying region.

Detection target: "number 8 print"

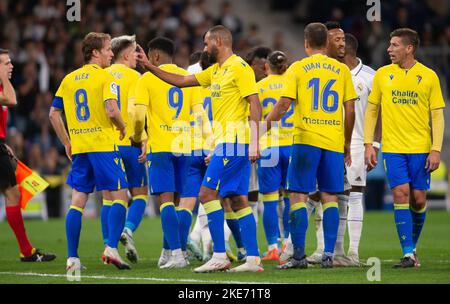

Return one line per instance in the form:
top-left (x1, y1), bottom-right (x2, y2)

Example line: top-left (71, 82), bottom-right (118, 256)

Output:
top-left (75, 89), bottom-right (90, 121)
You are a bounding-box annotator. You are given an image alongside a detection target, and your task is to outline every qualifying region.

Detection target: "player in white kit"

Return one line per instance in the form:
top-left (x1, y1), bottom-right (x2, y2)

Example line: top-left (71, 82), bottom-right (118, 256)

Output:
top-left (337, 33), bottom-right (380, 266)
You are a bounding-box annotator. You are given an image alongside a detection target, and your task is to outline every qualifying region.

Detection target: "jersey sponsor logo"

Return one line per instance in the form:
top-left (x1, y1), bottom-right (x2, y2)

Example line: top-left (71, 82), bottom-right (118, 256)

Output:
top-left (389, 74), bottom-right (394, 80)
top-left (159, 124), bottom-right (191, 132)
top-left (302, 116), bottom-right (341, 126)
top-left (69, 126), bottom-right (102, 135)
top-left (391, 90), bottom-right (418, 105)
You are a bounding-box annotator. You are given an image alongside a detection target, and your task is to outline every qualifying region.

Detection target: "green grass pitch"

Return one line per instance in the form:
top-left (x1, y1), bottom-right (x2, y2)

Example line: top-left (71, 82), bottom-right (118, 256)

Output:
top-left (0, 210), bottom-right (449, 284)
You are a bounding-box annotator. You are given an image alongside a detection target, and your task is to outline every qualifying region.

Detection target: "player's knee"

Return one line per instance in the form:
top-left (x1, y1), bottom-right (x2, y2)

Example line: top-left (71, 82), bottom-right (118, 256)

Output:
top-left (199, 188), bottom-right (215, 204)
top-left (411, 191), bottom-right (426, 209)
top-left (231, 200), bottom-right (247, 212)
top-left (392, 185), bottom-right (409, 203)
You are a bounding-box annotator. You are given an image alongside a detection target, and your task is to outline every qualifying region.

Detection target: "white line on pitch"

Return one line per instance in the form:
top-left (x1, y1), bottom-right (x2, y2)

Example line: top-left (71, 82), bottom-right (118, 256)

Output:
top-left (381, 260), bottom-right (450, 263)
top-left (0, 272), bottom-right (280, 284)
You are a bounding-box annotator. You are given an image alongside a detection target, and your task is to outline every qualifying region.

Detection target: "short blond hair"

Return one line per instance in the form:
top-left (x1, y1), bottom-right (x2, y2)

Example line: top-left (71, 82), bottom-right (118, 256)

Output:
top-left (111, 35), bottom-right (136, 60)
top-left (82, 32), bottom-right (111, 63)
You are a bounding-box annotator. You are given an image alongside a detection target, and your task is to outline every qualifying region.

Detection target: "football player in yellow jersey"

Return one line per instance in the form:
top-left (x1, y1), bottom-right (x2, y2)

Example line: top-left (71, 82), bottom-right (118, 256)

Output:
top-left (133, 37), bottom-right (210, 269)
top-left (257, 51), bottom-right (292, 263)
top-left (306, 21), bottom-right (357, 266)
top-left (265, 23), bottom-right (357, 269)
top-left (364, 28), bottom-right (445, 268)
top-left (99, 35), bottom-right (148, 264)
top-left (135, 25), bottom-right (263, 273)
top-left (49, 32), bottom-right (131, 271)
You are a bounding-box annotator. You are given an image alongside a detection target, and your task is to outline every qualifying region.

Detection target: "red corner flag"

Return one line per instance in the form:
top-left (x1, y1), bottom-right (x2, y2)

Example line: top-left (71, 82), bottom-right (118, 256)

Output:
top-left (15, 160), bottom-right (49, 209)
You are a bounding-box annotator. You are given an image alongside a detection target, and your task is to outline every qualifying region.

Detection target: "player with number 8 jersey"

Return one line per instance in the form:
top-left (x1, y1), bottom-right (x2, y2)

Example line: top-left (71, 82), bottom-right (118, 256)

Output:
top-left (50, 32), bottom-right (131, 272)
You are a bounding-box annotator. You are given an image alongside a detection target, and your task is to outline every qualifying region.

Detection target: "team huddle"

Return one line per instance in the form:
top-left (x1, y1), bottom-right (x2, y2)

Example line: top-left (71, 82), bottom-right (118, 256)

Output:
top-left (1, 20), bottom-right (443, 274)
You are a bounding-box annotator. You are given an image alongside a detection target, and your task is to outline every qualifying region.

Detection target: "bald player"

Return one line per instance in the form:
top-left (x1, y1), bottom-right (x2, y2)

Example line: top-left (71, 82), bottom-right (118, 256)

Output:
top-left (136, 25), bottom-right (263, 273)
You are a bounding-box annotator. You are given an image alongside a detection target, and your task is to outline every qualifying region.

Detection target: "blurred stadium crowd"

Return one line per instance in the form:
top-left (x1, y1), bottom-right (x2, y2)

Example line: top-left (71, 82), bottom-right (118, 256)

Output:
top-left (0, 0), bottom-right (448, 216)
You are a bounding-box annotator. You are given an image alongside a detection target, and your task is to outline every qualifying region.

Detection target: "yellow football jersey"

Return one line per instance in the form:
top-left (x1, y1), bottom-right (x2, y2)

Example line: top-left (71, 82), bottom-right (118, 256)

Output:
top-left (135, 64), bottom-right (198, 153)
top-left (368, 62), bottom-right (445, 153)
top-left (194, 54), bottom-right (258, 145)
top-left (105, 64), bottom-right (140, 146)
top-left (54, 63), bottom-right (118, 154)
top-left (282, 53), bottom-right (357, 153)
top-left (258, 74), bottom-right (293, 150)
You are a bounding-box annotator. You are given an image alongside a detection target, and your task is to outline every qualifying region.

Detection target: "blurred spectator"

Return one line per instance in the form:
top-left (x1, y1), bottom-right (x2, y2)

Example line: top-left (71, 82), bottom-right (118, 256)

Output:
top-left (215, 1), bottom-right (243, 40)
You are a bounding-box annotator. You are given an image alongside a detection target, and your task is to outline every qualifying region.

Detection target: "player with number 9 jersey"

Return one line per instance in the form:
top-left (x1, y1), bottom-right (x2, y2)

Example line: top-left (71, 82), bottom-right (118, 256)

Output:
top-left (134, 61), bottom-right (200, 195)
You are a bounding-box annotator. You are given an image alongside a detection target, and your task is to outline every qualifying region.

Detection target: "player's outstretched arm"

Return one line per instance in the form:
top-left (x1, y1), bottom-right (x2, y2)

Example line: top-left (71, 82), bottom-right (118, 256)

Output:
top-left (105, 99), bottom-right (126, 140)
top-left (364, 102), bottom-right (380, 169)
top-left (0, 68), bottom-right (17, 106)
top-left (426, 108), bottom-right (445, 172)
top-left (264, 96), bottom-right (293, 135)
top-left (49, 107), bottom-right (72, 161)
top-left (148, 64), bottom-right (199, 88)
top-left (247, 93), bottom-right (262, 161)
top-left (344, 98), bottom-right (356, 167)
top-left (136, 45), bottom-right (199, 88)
